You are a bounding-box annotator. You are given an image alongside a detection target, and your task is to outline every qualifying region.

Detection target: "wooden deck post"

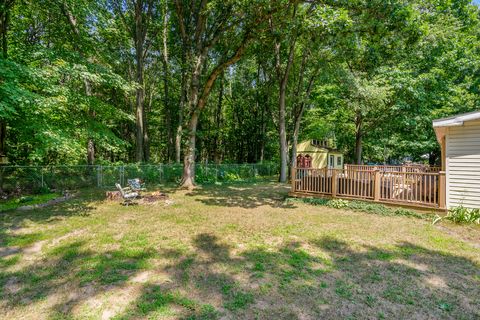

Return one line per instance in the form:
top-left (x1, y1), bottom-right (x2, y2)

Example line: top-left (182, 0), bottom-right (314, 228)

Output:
top-left (374, 169), bottom-right (381, 202)
top-left (439, 171), bottom-right (446, 210)
top-left (331, 169), bottom-right (337, 198)
top-left (291, 167), bottom-right (296, 192)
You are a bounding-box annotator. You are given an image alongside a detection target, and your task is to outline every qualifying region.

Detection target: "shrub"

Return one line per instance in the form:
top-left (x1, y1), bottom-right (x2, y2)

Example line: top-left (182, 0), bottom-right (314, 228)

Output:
top-left (433, 206), bottom-right (480, 225)
top-left (287, 197), bottom-right (424, 219)
top-left (328, 199), bottom-right (349, 209)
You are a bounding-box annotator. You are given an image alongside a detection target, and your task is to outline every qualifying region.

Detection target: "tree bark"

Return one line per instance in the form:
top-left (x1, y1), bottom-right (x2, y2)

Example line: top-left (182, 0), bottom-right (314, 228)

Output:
top-left (175, 47), bottom-right (187, 163)
top-left (272, 5), bottom-right (297, 183)
top-left (84, 79), bottom-right (95, 165)
top-left (161, 4), bottom-right (173, 162)
top-left (0, 1), bottom-right (11, 159)
top-left (291, 65), bottom-right (316, 167)
top-left (355, 111), bottom-right (363, 164)
top-left (181, 111), bottom-right (200, 188)
top-left (134, 1), bottom-right (146, 162)
top-left (180, 39), bottom-right (248, 188)
top-left (0, 0), bottom-right (11, 59)
top-left (278, 79), bottom-right (288, 182)
top-left (275, 38), bottom-right (296, 182)
top-left (214, 72), bottom-right (224, 164)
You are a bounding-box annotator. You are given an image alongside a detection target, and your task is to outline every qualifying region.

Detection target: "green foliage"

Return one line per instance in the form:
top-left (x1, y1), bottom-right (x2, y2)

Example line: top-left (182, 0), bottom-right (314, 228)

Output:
top-left (1, 0), bottom-right (480, 172)
top-left (288, 197), bottom-right (424, 219)
top-left (328, 199), bottom-right (349, 209)
top-left (433, 206), bottom-right (480, 225)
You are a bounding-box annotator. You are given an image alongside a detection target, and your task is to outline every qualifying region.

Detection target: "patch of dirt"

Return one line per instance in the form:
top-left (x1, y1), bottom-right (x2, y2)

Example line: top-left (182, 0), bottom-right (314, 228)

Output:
top-left (24, 240), bottom-right (47, 256)
top-left (394, 258), bottom-right (429, 272)
top-left (424, 275), bottom-right (447, 288)
top-left (140, 191), bottom-right (169, 204)
top-left (49, 229), bottom-right (86, 247)
top-left (130, 271), bottom-right (152, 283)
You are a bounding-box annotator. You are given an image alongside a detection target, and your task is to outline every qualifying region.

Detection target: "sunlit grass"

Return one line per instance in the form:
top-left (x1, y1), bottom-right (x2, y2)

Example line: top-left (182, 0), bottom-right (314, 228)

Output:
top-left (0, 182), bottom-right (478, 319)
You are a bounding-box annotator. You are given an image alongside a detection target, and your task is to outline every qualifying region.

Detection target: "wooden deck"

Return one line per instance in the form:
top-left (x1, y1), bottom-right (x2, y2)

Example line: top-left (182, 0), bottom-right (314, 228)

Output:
top-left (290, 166), bottom-right (446, 210)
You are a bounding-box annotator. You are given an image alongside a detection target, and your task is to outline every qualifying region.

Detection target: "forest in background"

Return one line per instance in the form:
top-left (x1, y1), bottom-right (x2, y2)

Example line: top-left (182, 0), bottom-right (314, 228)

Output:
top-left (1, 0), bottom-right (479, 186)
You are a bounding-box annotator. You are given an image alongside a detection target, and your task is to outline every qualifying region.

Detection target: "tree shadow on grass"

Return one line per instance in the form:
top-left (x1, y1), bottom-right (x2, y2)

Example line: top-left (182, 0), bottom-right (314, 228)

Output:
top-left (185, 182), bottom-right (295, 209)
top-left (116, 233), bottom-right (480, 320)
top-left (1, 228), bottom-right (479, 319)
top-left (0, 193), bottom-right (97, 258)
top-left (311, 237), bottom-right (480, 319)
top-left (0, 240), bottom-right (156, 318)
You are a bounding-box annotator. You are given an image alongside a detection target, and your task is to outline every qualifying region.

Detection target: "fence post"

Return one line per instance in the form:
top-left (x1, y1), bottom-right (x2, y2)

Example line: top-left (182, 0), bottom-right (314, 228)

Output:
top-left (331, 169), bottom-right (337, 198)
top-left (291, 167), bottom-right (296, 192)
top-left (374, 169), bottom-right (381, 202)
top-left (439, 171), bottom-right (446, 210)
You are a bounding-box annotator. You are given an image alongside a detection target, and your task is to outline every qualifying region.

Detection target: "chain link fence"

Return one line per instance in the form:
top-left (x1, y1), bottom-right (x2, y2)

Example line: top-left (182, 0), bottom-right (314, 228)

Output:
top-left (0, 163), bottom-right (279, 194)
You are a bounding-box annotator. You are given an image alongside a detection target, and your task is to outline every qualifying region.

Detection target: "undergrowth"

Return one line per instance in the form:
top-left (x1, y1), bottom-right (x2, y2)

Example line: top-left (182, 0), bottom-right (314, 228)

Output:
top-left (433, 206), bottom-right (480, 225)
top-left (287, 197), bottom-right (427, 219)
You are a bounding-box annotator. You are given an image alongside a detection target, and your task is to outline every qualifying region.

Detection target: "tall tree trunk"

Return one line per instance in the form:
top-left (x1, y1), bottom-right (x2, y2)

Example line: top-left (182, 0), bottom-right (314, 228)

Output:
top-left (278, 82), bottom-right (288, 182)
top-left (291, 66), bottom-right (316, 167)
top-left (275, 38), bottom-right (296, 182)
top-left (0, 1), bottom-right (10, 159)
top-left (84, 79), bottom-right (95, 165)
top-left (259, 107), bottom-right (266, 163)
top-left (175, 48), bottom-right (187, 163)
top-left (181, 112), bottom-right (199, 188)
top-left (161, 1), bottom-right (173, 161)
top-left (290, 109), bottom-right (303, 168)
top-left (180, 41), bottom-right (247, 187)
top-left (0, 0), bottom-right (9, 59)
top-left (272, 6), bottom-right (297, 182)
top-left (134, 1), bottom-right (146, 162)
top-left (355, 111), bottom-right (363, 164)
top-left (214, 73), bottom-right (224, 163)
top-left (143, 98), bottom-right (150, 162)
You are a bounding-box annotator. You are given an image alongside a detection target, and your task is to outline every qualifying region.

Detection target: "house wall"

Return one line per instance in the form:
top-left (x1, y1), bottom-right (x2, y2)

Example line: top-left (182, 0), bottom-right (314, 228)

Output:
top-left (446, 119), bottom-right (480, 209)
top-left (296, 141), bottom-right (344, 169)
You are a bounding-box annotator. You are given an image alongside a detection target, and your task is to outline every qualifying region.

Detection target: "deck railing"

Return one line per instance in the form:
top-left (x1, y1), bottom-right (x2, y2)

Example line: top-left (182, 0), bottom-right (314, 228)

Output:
top-left (345, 164), bottom-right (441, 173)
top-left (291, 167), bottom-right (446, 209)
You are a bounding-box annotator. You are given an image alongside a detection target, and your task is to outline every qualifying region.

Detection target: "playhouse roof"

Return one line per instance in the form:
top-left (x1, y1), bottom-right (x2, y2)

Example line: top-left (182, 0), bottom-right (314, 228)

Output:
top-left (296, 140), bottom-right (342, 154)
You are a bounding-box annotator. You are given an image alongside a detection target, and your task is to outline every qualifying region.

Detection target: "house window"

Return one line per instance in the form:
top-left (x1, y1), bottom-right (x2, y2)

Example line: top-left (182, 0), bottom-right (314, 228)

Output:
top-left (329, 155), bottom-right (334, 168)
top-left (337, 156), bottom-right (342, 166)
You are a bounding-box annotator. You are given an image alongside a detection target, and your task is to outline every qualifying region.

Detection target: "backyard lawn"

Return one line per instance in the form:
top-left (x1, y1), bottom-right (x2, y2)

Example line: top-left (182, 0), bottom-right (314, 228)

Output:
top-left (0, 182), bottom-right (479, 319)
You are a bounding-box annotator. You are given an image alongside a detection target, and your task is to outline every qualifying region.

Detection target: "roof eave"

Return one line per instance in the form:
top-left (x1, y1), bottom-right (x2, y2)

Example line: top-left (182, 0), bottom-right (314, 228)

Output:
top-left (432, 120), bottom-right (464, 128)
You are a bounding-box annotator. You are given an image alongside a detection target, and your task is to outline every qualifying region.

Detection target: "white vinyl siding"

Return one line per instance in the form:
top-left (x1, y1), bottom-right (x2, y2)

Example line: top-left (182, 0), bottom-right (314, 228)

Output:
top-left (446, 120), bottom-right (480, 209)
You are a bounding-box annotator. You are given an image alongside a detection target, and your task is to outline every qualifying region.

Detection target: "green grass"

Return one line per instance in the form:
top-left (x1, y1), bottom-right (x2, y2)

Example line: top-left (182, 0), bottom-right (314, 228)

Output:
top-left (0, 182), bottom-right (478, 319)
top-left (0, 193), bottom-right (60, 212)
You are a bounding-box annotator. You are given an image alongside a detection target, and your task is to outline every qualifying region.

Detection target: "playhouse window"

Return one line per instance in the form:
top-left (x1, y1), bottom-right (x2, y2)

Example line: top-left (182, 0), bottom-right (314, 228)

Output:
top-left (296, 154), bottom-right (312, 168)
